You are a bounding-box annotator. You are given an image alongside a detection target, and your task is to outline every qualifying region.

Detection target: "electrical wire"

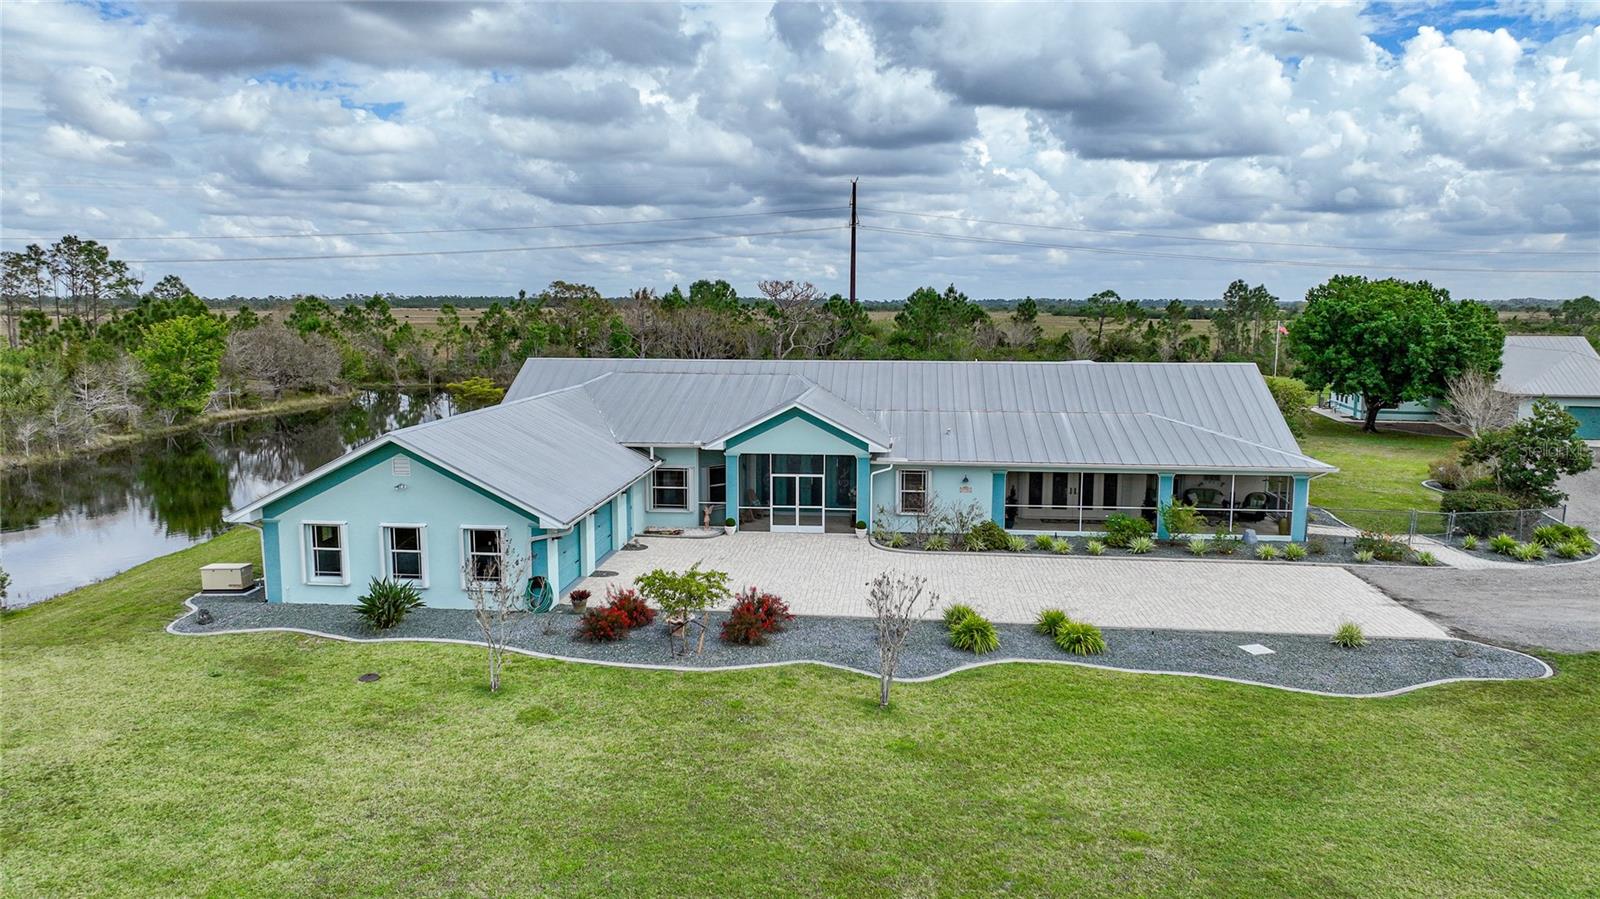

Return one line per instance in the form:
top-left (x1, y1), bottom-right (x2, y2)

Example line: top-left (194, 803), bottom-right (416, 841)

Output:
top-left (858, 224), bottom-right (1600, 275)
top-left (121, 226), bottom-right (845, 264)
top-left (859, 206), bottom-right (1596, 257)
top-left (2, 206), bottom-right (846, 244)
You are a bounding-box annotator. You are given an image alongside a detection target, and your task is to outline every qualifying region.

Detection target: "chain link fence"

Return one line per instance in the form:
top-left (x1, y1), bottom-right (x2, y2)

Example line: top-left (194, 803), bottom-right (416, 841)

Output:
top-left (1309, 505), bottom-right (1567, 544)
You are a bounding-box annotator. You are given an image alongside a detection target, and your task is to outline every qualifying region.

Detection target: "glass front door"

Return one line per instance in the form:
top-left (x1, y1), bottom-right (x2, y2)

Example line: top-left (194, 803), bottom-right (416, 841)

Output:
top-left (771, 455), bottom-right (825, 533)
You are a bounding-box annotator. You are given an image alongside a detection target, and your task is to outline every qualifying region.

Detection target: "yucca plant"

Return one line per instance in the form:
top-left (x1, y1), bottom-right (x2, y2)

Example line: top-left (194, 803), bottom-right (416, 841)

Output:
top-left (923, 533), bottom-right (950, 552)
top-left (1510, 542), bottom-right (1545, 562)
top-left (1032, 534), bottom-right (1056, 551)
top-left (355, 577), bottom-right (424, 630)
top-left (1460, 534), bottom-right (1479, 551)
top-left (1034, 608), bottom-right (1069, 636)
top-left (1085, 539), bottom-right (1106, 556)
top-left (1051, 539), bottom-right (1074, 555)
top-left (949, 613), bottom-right (1000, 654)
top-left (1186, 538), bottom-right (1209, 556)
top-left (1126, 536), bottom-right (1155, 555)
top-left (886, 532), bottom-right (908, 548)
top-left (1489, 533), bottom-right (1518, 555)
top-left (1053, 620), bottom-right (1106, 656)
top-left (1414, 551), bottom-right (1438, 566)
top-left (1254, 544), bottom-right (1280, 561)
top-left (1352, 549), bottom-right (1376, 564)
top-left (1556, 540), bottom-right (1590, 559)
top-left (1282, 543), bottom-right (1308, 561)
top-left (942, 603), bottom-right (978, 629)
top-left (1005, 534), bottom-right (1028, 552)
top-left (1330, 621), bottom-right (1366, 649)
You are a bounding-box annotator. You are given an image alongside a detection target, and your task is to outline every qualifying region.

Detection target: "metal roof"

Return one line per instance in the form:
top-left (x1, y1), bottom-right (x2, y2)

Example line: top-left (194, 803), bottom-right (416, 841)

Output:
top-left (1498, 336), bottom-right (1600, 398)
top-left (507, 358), bottom-right (1332, 472)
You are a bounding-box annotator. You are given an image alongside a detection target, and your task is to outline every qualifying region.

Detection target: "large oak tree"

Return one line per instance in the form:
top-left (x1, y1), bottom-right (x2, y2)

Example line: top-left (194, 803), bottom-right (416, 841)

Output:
top-left (1289, 276), bottom-right (1503, 432)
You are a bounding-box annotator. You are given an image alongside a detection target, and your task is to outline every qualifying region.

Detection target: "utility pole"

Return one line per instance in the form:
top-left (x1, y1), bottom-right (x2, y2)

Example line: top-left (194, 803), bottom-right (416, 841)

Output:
top-left (848, 178), bottom-right (858, 304)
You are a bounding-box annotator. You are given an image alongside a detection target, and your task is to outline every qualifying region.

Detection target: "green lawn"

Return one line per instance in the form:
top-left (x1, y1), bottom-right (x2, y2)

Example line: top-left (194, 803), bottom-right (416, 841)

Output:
top-left (1299, 414), bottom-right (1463, 516)
top-left (3, 530), bottom-right (1598, 896)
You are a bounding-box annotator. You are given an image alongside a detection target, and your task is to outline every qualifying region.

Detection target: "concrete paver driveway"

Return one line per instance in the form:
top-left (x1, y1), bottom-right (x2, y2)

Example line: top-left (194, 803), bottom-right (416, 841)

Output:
top-left (584, 533), bottom-right (1447, 640)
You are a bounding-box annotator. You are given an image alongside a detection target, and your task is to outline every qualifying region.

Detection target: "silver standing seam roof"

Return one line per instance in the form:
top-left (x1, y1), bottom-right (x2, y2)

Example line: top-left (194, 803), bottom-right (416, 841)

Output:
top-left (507, 358), bottom-right (1334, 473)
top-left (1498, 336), bottom-right (1600, 398)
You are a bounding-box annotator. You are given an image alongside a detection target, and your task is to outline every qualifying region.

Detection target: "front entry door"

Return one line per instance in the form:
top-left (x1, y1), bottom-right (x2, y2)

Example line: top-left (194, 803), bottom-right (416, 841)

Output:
top-left (771, 472), bottom-right (824, 533)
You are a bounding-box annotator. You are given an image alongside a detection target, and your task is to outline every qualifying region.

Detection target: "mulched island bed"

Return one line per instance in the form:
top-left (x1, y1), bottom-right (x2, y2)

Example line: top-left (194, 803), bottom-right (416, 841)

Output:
top-left (172, 595), bottom-right (1548, 697)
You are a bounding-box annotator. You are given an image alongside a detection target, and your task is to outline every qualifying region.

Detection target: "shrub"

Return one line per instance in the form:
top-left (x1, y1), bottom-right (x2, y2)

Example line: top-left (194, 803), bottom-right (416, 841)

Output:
top-left (949, 612), bottom-right (1000, 654)
top-left (1352, 549), bottom-right (1375, 564)
top-left (1035, 608), bottom-right (1069, 636)
top-left (1004, 534), bottom-right (1028, 552)
top-left (853, 520), bottom-right (867, 530)
top-left (886, 532), bottom-right (908, 548)
top-left (1053, 620), bottom-right (1106, 655)
top-left (1211, 532), bottom-right (1241, 555)
top-left (1307, 538), bottom-right (1328, 555)
top-left (1283, 543), bottom-right (1308, 561)
top-left (1330, 621), bottom-right (1366, 649)
top-left (1103, 513), bottom-right (1153, 548)
top-left (1440, 490), bottom-right (1523, 538)
top-left (1532, 523), bottom-right (1593, 552)
top-left (575, 607), bottom-right (631, 642)
top-left (720, 588), bottom-right (795, 646)
top-left (1510, 542), bottom-right (1545, 562)
top-left (724, 517), bottom-right (736, 528)
top-left (1187, 538), bottom-right (1210, 556)
top-left (1354, 532), bottom-right (1407, 562)
top-left (1051, 539), bottom-right (1074, 555)
top-left (1254, 544), bottom-right (1280, 560)
top-left (1085, 539), bottom-right (1106, 556)
top-left (355, 577), bottom-right (424, 630)
top-left (1032, 534), bottom-right (1056, 551)
top-left (1159, 502), bottom-right (1205, 541)
top-left (968, 521), bottom-right (1009, 552)
top-left (1488, 533), bottom-right (1519, 554)
top-left (942, 603), bottom-right (978, 628)
top-left (1556, 540), bottom-right (1590, 559)
top-left (605, 587), bottom-right (656, 628)
top-left (923, 533), bottom-right (950, 552)
top-left (1429, 451), bottom-right (1489, 490)
top-left (1460, 534), bottom-right (1479, 551)
top-left (1415, 551), bottom-right (1438, 566)
top-left (1126, 536), bottom-right (1155, 554)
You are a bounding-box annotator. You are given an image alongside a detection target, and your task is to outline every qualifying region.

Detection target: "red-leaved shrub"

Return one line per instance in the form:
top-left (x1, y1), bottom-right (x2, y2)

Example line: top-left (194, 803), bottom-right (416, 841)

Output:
top-left (605, 587), bottom-right (656, 628)
top-left (719, 587), bottom-right (794, 646)
top-left (575, 607), bottom-right (630, 642)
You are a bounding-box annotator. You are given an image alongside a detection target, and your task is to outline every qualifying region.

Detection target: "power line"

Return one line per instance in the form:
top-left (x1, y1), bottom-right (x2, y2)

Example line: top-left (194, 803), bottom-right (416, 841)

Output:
top-left (122, 226), bottom-right (845, 264)
top-left (2, 206), bottom-right (846, 244)
top-left (859, 206), bottom-right (1597, 257)
top-left (859, 224), bottom-right (1600, 275)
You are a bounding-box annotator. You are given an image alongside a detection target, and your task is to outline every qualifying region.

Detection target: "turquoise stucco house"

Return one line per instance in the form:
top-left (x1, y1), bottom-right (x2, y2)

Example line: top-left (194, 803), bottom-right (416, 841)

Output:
top-left (228, 358), bottom-right (1336, 608)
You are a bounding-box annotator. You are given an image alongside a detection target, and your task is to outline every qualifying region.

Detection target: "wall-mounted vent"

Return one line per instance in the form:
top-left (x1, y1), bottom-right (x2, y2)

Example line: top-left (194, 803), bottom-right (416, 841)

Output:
top-left (391, 457), bottom-right (411, 477)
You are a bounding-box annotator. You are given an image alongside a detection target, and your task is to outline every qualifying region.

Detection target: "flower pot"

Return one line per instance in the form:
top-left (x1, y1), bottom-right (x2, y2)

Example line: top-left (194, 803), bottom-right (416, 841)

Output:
top-left (854, 527), bottom-right (867, 538)
top-left (569, 594), bottom-right (589, 613)
top-left (724, 525), bottom-right (736, 536)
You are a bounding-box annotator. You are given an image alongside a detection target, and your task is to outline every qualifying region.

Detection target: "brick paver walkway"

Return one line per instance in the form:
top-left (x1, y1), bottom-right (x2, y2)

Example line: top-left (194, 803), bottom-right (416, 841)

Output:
top-left (584, 533), bottom-right (1448, 639)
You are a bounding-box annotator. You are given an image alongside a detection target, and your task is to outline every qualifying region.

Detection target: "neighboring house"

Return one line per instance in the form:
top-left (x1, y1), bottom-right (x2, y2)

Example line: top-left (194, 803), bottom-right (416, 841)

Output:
top-left (228, 359), bottom-right (1335, 607)
top-left (1328, 336), bottom-right (1600, 438)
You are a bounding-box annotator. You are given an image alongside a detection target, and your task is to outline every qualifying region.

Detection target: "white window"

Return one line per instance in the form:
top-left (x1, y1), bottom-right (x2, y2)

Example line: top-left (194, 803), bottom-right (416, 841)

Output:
top-left (462, 527), bottom-right (506, 584)
top-left (898, 469), bottom-right (929, 515)
top-left (303, 522), bottom-right (348, 585)
top-left (651, 468), bottom-right (690, 511)
top-left (382, 524), bottom-right (427, 586)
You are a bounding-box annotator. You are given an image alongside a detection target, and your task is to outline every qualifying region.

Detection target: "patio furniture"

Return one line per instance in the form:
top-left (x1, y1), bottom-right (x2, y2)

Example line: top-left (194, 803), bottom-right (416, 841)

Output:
top-left (1182, 487), bottom-right (1228, 509)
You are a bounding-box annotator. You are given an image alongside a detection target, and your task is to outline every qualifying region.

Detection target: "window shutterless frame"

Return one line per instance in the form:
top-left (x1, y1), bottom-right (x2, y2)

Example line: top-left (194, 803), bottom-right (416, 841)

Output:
top-left (379, 523), bottom-right (428, 588)
top-left (301, 520), bottom-right (349, 586)
top-left (897, 469), bottom-right (930, 515)
top-left (460, 525), bottom-right (508, 587)
top-left (650, 467), bottom-right (691, 511)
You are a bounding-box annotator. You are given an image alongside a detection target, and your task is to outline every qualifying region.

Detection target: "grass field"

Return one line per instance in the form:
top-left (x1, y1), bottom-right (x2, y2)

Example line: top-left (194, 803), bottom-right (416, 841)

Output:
top-left (1298, 414), bottom-right (1462, 515)
top-left (3, 529), bottom-right (1598, 895)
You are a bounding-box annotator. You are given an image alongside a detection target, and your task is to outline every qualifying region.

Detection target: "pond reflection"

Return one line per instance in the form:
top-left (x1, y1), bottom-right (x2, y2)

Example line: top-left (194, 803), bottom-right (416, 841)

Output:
top-left (1, 390), bottom-right (455, 607)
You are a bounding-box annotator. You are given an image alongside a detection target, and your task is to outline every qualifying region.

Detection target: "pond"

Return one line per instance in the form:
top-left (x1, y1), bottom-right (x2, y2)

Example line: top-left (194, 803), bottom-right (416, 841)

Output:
top-left (1, 390), bottom-right (457, 608)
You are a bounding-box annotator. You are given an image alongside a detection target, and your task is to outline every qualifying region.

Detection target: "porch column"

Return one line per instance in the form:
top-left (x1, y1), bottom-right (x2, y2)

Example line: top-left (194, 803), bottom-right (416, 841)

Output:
top-left (1291, 475), bottom-right (1311, 541)
top-left (855, 455), bottom-right (871, 529)
top-left (724, 452), bottom-right (740, 531)
top-left (261, 519), bottom-right (283, 603)
top-left (991, 470), bottom-right (1006, 527)
top-left (1155, 473), bottom-right (1175, 540)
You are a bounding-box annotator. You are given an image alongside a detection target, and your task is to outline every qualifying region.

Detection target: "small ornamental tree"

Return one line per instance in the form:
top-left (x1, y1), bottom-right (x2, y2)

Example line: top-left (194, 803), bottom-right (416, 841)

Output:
top-left (1462, 399), bottom-right (1594, 507)
top-left (1290, 276), bottom-right (1503, 432)
top-left (462, 543), bottom-right (531, 693)
top-left (635, 564), bottom-right (730, 656)
top-left (865, 570), bottom-right (939, 709)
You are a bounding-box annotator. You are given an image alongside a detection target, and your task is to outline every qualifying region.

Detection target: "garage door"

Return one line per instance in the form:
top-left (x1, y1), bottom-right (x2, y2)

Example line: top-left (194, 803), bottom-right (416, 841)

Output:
top-left (1567, 405), bottom-right (1600, 440)
top-left (593, 500), bottom-right (615, 562)
top-left (558, 529), bottom-right (582, 592)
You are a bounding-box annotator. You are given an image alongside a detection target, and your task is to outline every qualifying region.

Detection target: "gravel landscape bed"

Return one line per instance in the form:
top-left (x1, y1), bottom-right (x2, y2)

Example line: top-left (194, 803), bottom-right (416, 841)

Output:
top-left (172, 595), bottom-right (1549, 696)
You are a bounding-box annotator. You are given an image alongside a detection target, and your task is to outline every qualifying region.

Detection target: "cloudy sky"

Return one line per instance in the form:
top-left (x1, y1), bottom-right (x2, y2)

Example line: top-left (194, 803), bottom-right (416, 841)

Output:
top-left (2, 1), bottom-right (1597, 302)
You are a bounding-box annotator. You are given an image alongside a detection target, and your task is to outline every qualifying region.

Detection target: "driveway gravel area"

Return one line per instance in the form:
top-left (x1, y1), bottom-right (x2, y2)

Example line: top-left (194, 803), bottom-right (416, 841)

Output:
top-left (171, 595), bottom-right (1547, 697)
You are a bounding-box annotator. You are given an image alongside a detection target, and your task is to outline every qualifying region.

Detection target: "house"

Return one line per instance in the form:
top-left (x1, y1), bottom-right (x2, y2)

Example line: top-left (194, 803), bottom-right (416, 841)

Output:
top-left (1328, 336), bottom-right (1600, 438)
top-left (227, 359), bottom-right (1335, 608)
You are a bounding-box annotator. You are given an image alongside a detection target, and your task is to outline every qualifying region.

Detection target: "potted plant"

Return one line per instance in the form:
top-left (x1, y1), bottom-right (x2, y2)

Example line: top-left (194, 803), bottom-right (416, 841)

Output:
top-left (854, 519), bottom-right (868, 538)
top-left (724, 516), bottom-right (737, 536)
top-left (568, 588), bottom-right (591, 613)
